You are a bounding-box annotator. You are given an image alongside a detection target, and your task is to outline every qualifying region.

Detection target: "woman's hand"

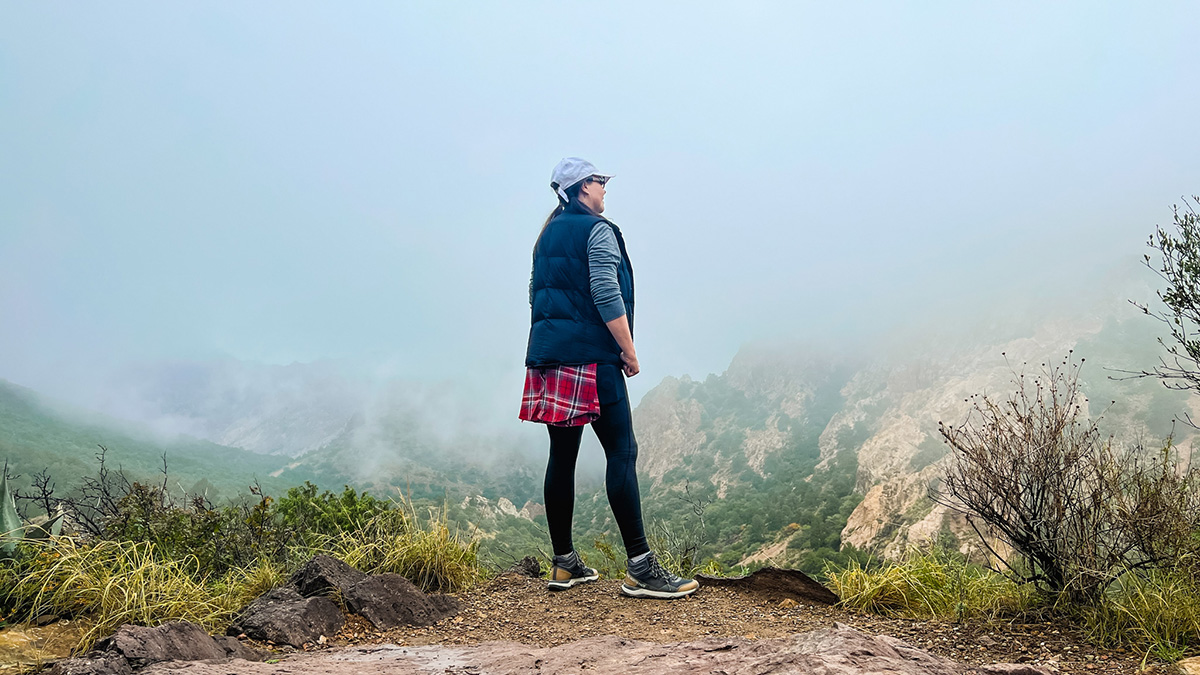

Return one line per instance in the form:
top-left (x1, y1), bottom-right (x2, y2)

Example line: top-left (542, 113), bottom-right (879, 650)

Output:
top-left (605, 314), bottom-right (639, 376)
top-left (621, 351), bottom-right (640, 377)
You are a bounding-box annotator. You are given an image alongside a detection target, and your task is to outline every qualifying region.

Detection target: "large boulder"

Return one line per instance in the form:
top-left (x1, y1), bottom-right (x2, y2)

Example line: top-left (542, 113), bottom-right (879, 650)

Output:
top-left (342, 573), bottom-right (460, 629)
top-left (227, 587), bottom-right (345, 648)
top-left (284, 554), bottom-right (459, 629)
top-left (288, 554), bottom-right (369, 599)
top-left (96, 622), bottom-right (229, 667)
top-left (46, 621), bottom-right (265, 674)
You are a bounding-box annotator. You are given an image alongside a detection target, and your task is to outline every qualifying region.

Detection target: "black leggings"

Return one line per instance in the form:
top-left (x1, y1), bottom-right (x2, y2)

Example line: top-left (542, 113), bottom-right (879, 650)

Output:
top-left (544, 387), bottom-right (649, 559)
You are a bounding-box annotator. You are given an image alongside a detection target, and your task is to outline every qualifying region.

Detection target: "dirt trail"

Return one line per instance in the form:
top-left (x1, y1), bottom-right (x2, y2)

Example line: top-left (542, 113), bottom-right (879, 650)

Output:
top-left (291, 573), bottom-right (1156, 674)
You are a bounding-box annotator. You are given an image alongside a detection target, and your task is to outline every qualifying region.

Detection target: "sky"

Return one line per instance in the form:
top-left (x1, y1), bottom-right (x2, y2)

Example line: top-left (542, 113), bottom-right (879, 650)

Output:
top-left (3, 2), bottom-right (1200, 416)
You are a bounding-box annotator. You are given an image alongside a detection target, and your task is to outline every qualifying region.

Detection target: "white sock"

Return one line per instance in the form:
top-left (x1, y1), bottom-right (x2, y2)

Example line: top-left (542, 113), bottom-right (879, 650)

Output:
top-left (629, 552), bottom-right (650, 565)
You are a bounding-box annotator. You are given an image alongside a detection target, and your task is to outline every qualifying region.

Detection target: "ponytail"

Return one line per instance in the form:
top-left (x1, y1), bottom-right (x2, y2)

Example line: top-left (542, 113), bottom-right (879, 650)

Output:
top-left (537, 179), bottom-right (589, 243)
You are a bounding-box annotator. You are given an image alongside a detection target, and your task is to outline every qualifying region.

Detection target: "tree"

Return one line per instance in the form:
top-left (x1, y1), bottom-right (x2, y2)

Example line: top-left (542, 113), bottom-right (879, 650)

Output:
top-left (1133, 195), bottom-right (1200, 421)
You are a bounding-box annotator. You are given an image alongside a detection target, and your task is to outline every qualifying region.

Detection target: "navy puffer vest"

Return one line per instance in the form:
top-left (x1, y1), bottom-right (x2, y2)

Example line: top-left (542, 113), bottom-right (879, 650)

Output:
top-left (525, 210), bottom-right (634, 367)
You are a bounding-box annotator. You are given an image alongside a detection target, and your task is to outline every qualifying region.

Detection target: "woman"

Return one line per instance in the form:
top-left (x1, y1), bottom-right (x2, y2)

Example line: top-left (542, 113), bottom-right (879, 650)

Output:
top-left (521, 157), bottom-right (699, 599)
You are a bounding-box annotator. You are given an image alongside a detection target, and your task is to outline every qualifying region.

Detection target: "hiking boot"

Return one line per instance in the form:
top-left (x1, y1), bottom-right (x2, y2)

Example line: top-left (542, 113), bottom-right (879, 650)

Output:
top-left (621, 551), bottom-right (700, 599)
top-left (547, 550), bottom-right (599, 591)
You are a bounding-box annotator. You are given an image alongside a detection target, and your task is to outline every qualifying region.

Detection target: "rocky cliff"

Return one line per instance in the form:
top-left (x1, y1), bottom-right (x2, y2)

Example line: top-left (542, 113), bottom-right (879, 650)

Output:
top-left (628, 313), bottom-right (1194, 561)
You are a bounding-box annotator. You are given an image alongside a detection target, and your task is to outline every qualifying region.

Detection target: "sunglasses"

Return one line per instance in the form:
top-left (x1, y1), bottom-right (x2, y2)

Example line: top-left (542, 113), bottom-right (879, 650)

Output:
top-left (587, 175), bottom-right (610, 186)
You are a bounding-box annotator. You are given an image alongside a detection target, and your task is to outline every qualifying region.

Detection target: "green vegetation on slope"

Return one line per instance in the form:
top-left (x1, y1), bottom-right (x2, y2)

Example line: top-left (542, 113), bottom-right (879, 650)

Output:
top-left (558, 365), bottom-right (864, 578)
top-left (0, 379), bottom-right (316, 504)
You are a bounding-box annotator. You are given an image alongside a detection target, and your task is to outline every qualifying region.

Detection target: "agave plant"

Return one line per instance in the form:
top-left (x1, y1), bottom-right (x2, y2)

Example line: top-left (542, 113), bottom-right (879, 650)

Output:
top-left (1, 473), bottom-right (63, 558)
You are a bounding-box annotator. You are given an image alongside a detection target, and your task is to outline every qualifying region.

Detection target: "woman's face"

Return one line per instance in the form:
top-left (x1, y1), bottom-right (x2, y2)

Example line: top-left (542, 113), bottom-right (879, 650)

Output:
top-left (578, 176), bottom-right (607, 214)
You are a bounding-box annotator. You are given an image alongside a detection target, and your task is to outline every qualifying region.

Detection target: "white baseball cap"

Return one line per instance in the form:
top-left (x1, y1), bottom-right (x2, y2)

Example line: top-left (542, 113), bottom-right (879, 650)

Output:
top-left (550, 157), bottom-right (613, 202)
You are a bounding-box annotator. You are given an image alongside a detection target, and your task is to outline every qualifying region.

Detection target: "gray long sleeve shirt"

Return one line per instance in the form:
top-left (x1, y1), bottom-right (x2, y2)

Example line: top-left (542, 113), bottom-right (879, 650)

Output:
top-left (529, 222), bottom-right (626, 323)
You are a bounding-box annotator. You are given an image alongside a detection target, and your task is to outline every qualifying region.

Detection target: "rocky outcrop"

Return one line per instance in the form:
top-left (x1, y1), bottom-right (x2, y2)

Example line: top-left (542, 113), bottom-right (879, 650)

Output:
top-left (504, 555), bottom-right (542, 578)
top-left (830, 320), bottom-right (1123, 555)
top-left (135, 624), bottom-right (1053, 675)
top-left (341, 574), bottom-right (459, 629)
top-left (696, 566), bottom-right (839, 605)
top-left (96, 622), bottom-right (264, 667)
top-left (458, 495), bottom-right (541, 524)
top-left (629, 314), bottom-right (1198, 560)
top-left (631, 376), bottom-right (708, 484)
top-left (288, 554), bottom-right (368, 598)
top-left (227, 587), bottom-right (345, 648)
top-left (235, 555), bottom-right (460, 643)
top-left (46, 621), bottom-right (265, 674)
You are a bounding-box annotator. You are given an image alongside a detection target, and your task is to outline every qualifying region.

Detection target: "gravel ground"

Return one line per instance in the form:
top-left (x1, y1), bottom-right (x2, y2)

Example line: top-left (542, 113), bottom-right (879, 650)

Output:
top-left (297, 573), bottom-right (1168, 674)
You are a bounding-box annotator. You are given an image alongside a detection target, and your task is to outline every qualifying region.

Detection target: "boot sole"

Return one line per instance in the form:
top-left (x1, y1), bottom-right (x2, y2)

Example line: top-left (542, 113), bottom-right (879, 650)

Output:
top-left (620, 583), bottom-right (698, 599)
top-left (547, 573), bottom-right (599, 591)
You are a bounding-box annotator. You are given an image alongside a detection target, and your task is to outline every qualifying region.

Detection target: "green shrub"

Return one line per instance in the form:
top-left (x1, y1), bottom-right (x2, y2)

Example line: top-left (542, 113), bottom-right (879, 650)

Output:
top-left (276, 482), bottom-right (393, 542)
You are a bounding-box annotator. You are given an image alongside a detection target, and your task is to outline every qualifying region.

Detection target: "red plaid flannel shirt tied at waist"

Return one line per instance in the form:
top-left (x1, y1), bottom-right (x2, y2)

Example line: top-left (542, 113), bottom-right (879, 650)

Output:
top-left (519, 364), bottom-right (600, 427)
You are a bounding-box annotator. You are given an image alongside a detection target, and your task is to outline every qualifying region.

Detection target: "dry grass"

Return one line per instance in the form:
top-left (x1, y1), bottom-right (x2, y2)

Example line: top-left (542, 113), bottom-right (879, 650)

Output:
top-left (1081, 559), bottom-right (1200, 663)
top-left (304, 498), bottom-right (485, 594)
top-left (826, 548), bottom-right (1037, 621)
top-left (7, 538), bottom-right (262, 650)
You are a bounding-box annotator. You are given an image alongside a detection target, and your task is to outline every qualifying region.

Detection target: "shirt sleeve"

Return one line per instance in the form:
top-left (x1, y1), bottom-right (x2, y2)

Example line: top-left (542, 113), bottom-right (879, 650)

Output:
top-left (587, 222), bottom-right (626, 322)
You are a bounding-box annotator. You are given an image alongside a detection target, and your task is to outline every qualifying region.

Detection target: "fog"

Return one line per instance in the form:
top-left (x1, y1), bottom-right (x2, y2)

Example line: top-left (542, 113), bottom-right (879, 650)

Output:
top-left (3, 3), bottom-right (1199, 432)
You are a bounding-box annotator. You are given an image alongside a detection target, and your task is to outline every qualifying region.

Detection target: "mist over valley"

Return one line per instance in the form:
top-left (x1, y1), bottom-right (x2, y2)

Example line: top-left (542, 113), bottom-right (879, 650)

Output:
top-left (4, 295), bottom-right (1188, 574)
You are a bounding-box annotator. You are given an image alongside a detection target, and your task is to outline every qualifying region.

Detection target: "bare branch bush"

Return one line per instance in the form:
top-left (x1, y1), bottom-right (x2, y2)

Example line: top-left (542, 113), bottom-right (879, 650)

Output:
top-left (933, 354), bottom-right (1200, 604)
top-left (55, 445), bottom-right (136, 537)
top-left (26, 469), bottom-right (59, 520)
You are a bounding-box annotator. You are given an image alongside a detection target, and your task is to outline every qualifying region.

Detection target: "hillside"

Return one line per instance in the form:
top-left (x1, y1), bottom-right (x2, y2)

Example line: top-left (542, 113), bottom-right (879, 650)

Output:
top-left (0, 378), bottom-right (318, 507)
top-left (268, 397), bottom-right (543, 505)
top-left (593, 312), bottom-right (1195, 570)
top-left (91, 359), bottom-right (369, 457)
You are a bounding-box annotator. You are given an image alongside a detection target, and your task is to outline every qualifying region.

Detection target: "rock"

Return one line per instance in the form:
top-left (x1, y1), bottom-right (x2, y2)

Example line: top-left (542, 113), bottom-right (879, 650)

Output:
top-left (227, 587), bottom-right (345, 648)
top-left (44, 652), bottom-right (132, 675)
top-left (135, 623), bottom-right (1056, 674)
top-left (212, 635), bottom-right (269, 661)
top-left (42, 622), bottom-right (266, 673)
top-left (519, 500), bottom-right (546, 520)
top-left (342, 573), bottom-right (459, 629)
top-left (696, 566), bottom-right (840, 605)
top-left (95, 622), bottom-right (228, 668)
top-left (289, 554), bottom-right (369, 599)
top-left (505, 556), bottom-right (542, 578)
